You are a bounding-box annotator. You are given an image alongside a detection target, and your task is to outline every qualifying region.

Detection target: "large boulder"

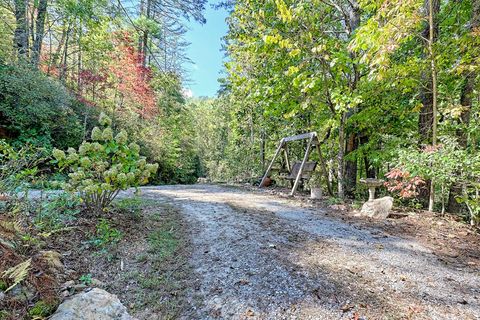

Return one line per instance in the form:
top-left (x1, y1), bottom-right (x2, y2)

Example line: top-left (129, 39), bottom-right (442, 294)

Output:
top-left (50, 288), bottom-right (134, 320)
top-left (360, 196), bottom-right (394, 219)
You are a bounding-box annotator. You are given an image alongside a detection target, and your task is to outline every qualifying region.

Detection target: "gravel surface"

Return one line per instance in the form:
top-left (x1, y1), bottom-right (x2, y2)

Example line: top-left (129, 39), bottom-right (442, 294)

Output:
top-left (27, 185), bottom-right (479, 319)
top-left (123, 184), bottom-right (480, 320)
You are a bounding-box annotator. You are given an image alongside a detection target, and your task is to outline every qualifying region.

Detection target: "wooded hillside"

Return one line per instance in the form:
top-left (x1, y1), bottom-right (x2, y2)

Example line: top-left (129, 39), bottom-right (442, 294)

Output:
top-left (198, 0), bottom-right (480, 224)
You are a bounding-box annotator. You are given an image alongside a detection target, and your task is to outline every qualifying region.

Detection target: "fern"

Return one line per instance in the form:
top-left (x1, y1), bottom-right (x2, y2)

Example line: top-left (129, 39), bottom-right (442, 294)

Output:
top-left (0, 219), bottom-right (23, 234)
top-left (2, 258), bottom-right (31, 292)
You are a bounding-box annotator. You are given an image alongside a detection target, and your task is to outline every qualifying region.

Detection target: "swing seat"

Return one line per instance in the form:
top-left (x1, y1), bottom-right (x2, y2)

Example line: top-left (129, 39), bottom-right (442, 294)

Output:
top-left (281, 161), bottom-right (317, 181)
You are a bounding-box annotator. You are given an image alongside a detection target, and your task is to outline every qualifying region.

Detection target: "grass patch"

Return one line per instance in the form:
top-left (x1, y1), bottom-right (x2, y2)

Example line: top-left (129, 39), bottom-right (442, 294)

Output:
top-left (132, 206), bottom-right (191, 318)
top-left (113, 197), bottom-right (165, 221)
top-left (63, 200), bottom-right (192, 319)
top-left (86, 202), bottom-right (193, 319)
top-left (147, 223), bottom-right (179, 258)
top-left (114, 197), bottom-right (143, 221)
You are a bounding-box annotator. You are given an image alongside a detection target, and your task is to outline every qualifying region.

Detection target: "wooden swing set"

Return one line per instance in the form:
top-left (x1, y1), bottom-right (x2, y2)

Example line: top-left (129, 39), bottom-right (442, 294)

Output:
top-left (259, 132), bottom-right (333, 196)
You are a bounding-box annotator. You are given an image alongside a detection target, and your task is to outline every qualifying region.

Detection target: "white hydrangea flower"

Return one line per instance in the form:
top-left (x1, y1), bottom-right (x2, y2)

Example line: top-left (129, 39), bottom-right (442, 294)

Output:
top-left (52, 148), bottom-right (66, 161)
top-left (91, 127), bottom-right (103, 141)
top-left (67, 152), bottom-right (79, 162)
top-left (99, 112), bottom-right (112, 127)
top-left (80, 157), bottom-right (91, 168)
top-left (79, 142), bottom-right (91, 155)
top-left (115, 130), bottom-right (128, 145)
top-left (128, 142), bottom-right (140, 154)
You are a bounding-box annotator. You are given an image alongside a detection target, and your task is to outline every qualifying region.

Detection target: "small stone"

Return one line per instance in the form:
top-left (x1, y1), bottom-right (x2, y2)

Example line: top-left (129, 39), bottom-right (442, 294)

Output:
top-left (0, 291), bottom-right (5, 302)
top-left (62, 280), bottom-right (75, 289)
top-left (73, 284), bottom-right (87, 291)
top-left (50, 288), bottom-right (134, 320)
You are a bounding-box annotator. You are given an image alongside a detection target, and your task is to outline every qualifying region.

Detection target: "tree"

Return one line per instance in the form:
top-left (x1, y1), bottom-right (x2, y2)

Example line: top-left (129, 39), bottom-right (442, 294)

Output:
top-left (447, 0), bottom-right (480, 213)
top-left (31, 0), bottom-right (47, 66)
top-left (13, 0), bottom-right (28, 59)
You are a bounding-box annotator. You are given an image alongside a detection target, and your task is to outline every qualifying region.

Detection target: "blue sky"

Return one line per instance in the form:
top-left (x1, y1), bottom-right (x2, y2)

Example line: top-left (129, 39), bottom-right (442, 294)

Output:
top-left (183, 3), bottom-right (229, 97)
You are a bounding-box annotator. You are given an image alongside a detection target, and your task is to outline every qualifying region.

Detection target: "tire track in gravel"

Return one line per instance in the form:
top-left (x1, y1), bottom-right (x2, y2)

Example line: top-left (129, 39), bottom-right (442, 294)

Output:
top-left (133, 185), bottom-right (480, 320)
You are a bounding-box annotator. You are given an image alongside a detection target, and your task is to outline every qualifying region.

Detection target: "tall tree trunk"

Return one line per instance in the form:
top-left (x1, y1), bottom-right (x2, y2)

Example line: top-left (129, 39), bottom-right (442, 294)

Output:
top-left (337, 0), bottom-right (361, 199)
top-left (417, 0), bottom-right (440, 210)
top-left (345, 1), bottom-right (361, 198)
top-left (427, 0), bottom-right (439, 212)
top-left (77, 22), bottom-right (83, 92)
top-left (138, 0), bottom-right (145, 53)
top-left (49, 22), bottom-right (66, 73)
top-left (31, 0), bottom-right (48, 67)
top-left (447, 0), bottom-right (480, 213)
top-left (143, 0), bottom-right (151, 66)
top-left (260, 129), bottom-right (266, 171)
top-left (338, 112), bottom-right (346, 199)
top-left (359, 135), bottom-right (376, 178)
top-left (60, 22), bottom-right (71, 83)
top-left (344, 132), bottom-right (358, 197)
top-left (138, 0), bottom-right (151, 66)
top-left (14, 0), bottom-right (29, 59)
top-left (419, 0), bottom-right (440, 145)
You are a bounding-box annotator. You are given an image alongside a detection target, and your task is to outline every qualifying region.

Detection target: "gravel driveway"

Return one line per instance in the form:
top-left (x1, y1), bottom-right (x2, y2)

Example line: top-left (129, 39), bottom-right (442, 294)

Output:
top-left (126, 185), bottom-right (479, 319)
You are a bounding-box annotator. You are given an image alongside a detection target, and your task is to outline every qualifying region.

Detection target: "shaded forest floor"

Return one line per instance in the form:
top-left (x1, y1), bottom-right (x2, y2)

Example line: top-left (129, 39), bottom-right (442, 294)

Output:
top-left (2, 184), bottom-right (479, 319)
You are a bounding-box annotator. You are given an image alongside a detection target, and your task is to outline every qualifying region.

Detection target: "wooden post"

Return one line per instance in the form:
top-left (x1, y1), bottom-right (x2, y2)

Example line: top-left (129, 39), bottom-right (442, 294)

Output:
top-left (283, 144), bottom-right (291, 172)
top-left (259, 139), bottom-right (284, 187)
top-left (290, 136), bottom-right (314, 196)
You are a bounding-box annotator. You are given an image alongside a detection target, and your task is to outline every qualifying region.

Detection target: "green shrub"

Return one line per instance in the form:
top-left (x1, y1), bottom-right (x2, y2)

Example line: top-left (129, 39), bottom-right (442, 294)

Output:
top-left (0, 310), bottom-right (10, 320)
top-left (27, 300), bottom-right (57, 318)
top-left (457, 183), bottom-right (480, 226)
top-left (79, 273), bottom-right (93, 285)
top-left (34, 193), bottom-right (81, 231)
top-left (0, 140), bottom-right (46, 196)
top-left (0, 63), bottom-right (83, 149)
top-left (90, 218), bottom-right (122, 248)
top-left (0, 279), bottom-right (7, 291)
top-left (52, 113), bottom-right (158, 214)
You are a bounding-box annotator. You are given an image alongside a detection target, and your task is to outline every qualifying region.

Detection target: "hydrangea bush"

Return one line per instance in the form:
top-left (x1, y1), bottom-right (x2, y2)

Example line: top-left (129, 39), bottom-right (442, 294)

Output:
top-left (52, 113), bottom-right (158, 213)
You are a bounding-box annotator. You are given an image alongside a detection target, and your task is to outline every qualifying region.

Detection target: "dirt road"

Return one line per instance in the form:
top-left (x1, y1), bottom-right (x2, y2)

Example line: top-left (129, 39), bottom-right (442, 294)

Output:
top-left (130, 184), bottom-right (478, 320)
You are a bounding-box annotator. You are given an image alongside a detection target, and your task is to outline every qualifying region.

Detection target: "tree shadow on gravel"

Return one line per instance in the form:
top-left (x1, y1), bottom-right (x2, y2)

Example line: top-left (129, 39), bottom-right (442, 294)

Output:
top-left (221, 200), bottom-right (479, 319)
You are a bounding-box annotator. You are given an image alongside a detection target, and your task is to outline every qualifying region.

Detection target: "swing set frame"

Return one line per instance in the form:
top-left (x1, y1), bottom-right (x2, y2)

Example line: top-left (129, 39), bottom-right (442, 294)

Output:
top-left (259, 132), bottom-right (333, 196)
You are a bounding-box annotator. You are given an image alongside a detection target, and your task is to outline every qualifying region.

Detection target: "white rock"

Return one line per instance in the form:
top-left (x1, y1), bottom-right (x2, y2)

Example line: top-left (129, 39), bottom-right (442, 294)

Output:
top-left (360, 196), bottom-right (394, 219)
top-left (197, 177), bottom-right (210, 184)
top-left (50, 288), bottom-right (134, 320)
top-left (310, 187), bottom-right (322, 199)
